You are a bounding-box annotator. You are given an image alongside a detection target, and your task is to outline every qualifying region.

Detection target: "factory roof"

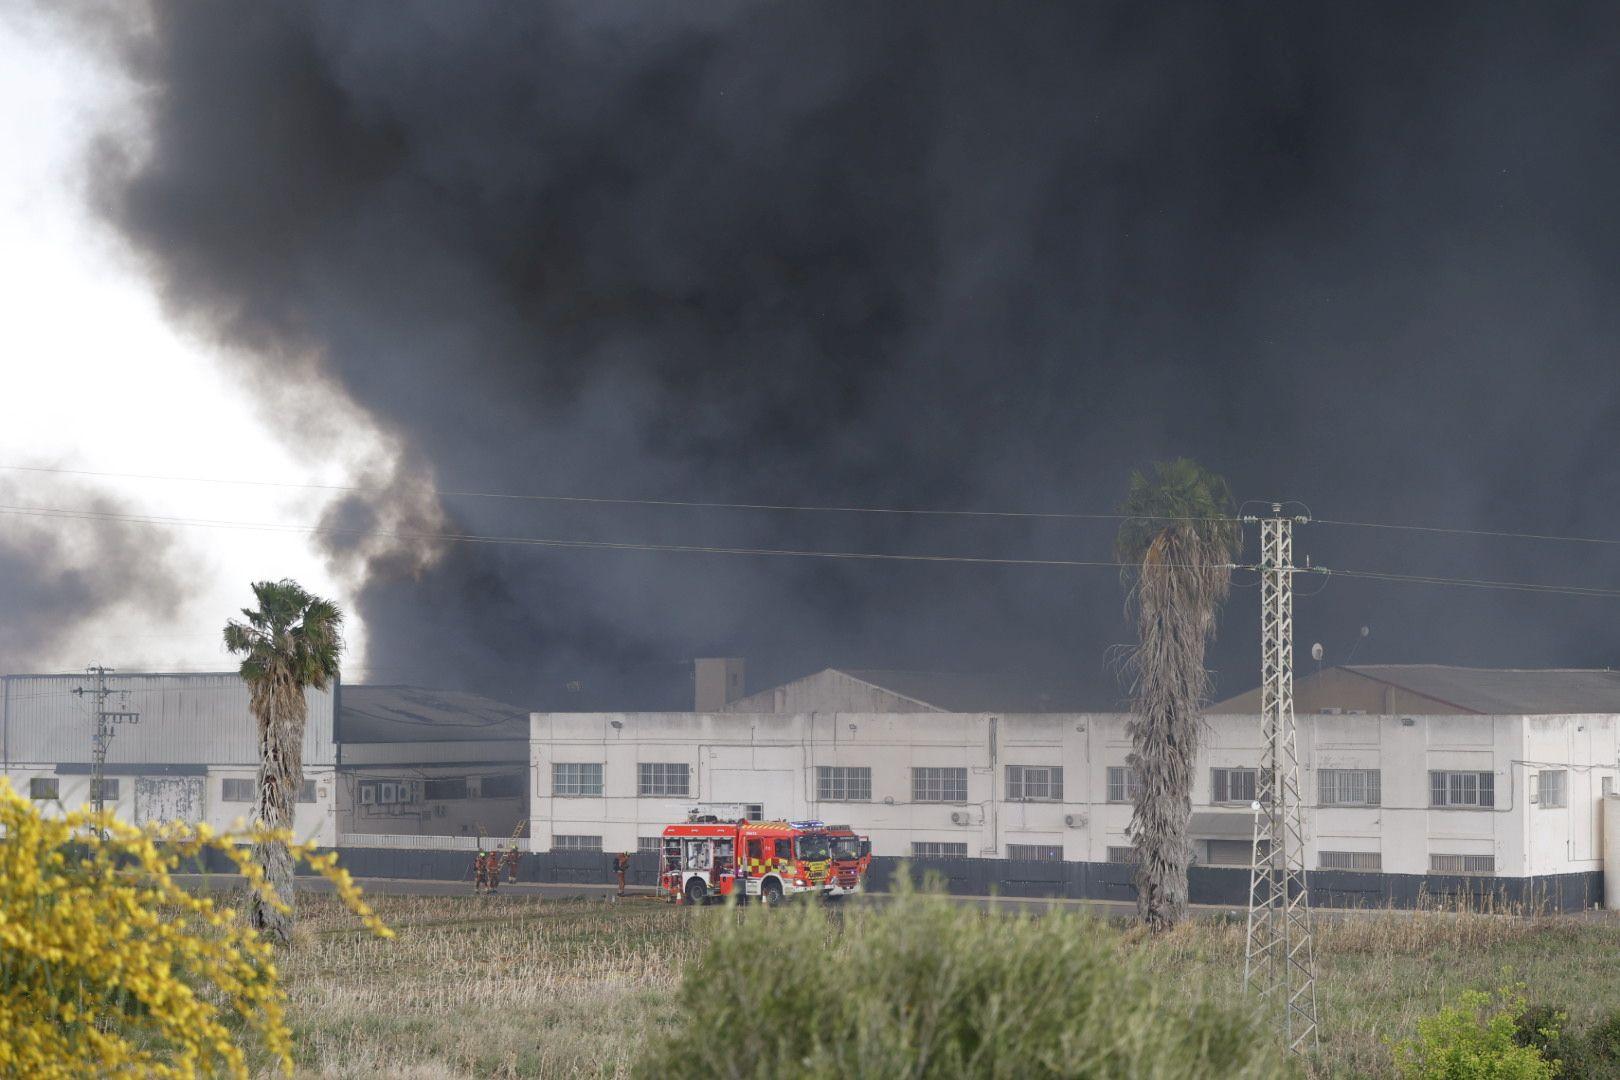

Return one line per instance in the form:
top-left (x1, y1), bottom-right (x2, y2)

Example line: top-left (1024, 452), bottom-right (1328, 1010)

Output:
top-left (1335, 665), bottom-right (1620, 715)
top-left (337, 685), bottom-right (529, 743)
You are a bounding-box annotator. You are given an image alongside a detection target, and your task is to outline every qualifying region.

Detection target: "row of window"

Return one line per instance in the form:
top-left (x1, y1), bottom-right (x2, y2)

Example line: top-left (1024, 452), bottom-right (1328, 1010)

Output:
top-left (552, 762), bottom-right (691, 798)
top-left (30, 777), bottom-right (316, 803)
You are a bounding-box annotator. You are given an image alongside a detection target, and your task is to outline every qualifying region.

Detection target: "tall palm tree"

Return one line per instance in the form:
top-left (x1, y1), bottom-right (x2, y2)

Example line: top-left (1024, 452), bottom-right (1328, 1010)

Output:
top-left (223, 579), bottom-right (344, 945)
top-left (1116, 460), bottom-right (1240, 932)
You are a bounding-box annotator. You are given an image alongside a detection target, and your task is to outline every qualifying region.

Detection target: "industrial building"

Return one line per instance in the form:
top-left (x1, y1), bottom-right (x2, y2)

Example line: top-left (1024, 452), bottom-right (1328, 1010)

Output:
top-left (334, 685), bottom-right (529, 843)
top-left (1, 672), bottom-right (532, 849)
top-left (529, 661), bottom-right (1620, 909)
top-left (0, 672), bottom-right (338, 844)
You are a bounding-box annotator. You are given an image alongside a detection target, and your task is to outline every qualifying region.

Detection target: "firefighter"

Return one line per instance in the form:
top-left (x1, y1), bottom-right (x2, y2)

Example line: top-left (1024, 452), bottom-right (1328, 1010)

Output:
top-left (486, 850), bottom-right (500, 894)
top-left (472, 849), bottom-right (487, 894)
top-left (614, 851), bottom-right (630, 897)
top-left (504, 844), bottom-right (520, 884)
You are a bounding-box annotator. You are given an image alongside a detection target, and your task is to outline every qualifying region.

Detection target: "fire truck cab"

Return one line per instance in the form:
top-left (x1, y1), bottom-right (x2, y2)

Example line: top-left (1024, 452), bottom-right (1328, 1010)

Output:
top-left (824, 824), bottom-right (872, 896)
top-left (660, 816), bottom-right (834, 905)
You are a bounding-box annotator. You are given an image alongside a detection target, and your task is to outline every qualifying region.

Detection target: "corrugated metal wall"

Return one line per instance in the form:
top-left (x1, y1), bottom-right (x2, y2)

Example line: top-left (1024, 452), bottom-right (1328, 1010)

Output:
top-left (2, 673), bottom-right (336, 767)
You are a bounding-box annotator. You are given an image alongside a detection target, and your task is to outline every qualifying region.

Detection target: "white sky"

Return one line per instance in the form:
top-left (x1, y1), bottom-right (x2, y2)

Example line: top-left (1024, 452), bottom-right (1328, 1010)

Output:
top-left (0, 11), bottom-right (392, 676)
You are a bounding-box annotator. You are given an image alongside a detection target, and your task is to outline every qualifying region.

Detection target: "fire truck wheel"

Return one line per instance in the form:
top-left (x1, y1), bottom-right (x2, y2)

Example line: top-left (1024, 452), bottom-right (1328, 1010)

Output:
top-left (761, 879), bottom-right (784, 906)
top-left (684, 877), bottom-right (708, 906)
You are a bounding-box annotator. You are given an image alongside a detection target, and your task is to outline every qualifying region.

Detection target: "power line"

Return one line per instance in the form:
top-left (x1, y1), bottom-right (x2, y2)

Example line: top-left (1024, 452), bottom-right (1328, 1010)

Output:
top-left (0, 501), bottom-right (1158, 570)
top-left (1313, 516), bottom-right (1620, 549)
top-left (1306, 566), bottom-right (1620, 600)
top-left (0, 462), bottom-right (1221, 523)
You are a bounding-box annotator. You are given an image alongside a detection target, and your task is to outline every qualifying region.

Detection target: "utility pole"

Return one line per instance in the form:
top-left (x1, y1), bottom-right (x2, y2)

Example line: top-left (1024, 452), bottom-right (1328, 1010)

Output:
top-left (71, 666), bottom-right (139, 825)
top-left (1242, 506), bottom-right (1319, 1055)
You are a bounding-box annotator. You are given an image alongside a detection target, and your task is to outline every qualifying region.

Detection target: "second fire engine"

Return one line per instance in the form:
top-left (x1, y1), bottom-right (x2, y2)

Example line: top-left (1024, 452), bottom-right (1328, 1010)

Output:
top-left (660, 816), bottom-right (854, 905)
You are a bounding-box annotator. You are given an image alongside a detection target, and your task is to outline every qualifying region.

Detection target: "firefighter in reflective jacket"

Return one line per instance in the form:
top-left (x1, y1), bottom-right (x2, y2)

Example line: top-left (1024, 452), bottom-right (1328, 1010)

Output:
top-left (503, 845), bottom-right (520, 884)
top-left (472, 849), bottom-right (487, 894)
top-left (614, 851), bottom-right (631, 896)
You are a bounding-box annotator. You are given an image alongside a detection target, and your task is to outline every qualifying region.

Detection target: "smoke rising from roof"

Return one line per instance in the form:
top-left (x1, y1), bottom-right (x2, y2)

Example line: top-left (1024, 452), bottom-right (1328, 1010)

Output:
top-left (74, 1), bottom-right (1620, 706)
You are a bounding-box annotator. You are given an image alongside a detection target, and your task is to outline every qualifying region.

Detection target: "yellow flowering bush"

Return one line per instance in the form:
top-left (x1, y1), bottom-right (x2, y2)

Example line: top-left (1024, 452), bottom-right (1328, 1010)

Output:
top-left (0, 777), bottom-right (391, 1078)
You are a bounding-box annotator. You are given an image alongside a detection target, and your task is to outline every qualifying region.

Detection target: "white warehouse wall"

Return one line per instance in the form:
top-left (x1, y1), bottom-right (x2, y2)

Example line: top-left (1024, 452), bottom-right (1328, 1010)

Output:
top-left (532, 710), bottom-right (1620, 878)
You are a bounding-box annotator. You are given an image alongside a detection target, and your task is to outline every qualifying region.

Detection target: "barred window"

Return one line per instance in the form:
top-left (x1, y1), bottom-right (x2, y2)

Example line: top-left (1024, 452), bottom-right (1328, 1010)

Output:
top-left (638, 762), bottom-right (690, 797)
top-left (480, 773), bottom-right (525, 799)
top-left (553, 835), bottom-right (603, 852)
top-left (1319, 850), bottom-right (1382, 871)
top-left (1211, 768), bottom-right (1257, 804)
top-left (424, 777), bottom-right (468, 801)
top-left (817, 766), bottom-right (872, 802)
top-left (1106, 846), bottom-right (1137, 864)
top-left (91, 778), bottom-right (120, 801)
top-left (553, 763), bottom-right (604, 797)
top-left (1106, 766), bottom-right (1142, 804)
top-left (911, 841), bottom-right (967, 859)
top-left (1534, 770), bottom-right (1567, 808)
top-left (1006, 765), bottom-right (1063, 802)
top-left (912, 767), bottom-right (968, 803)
top-left (1007, 843), bottom-right (1062, 862)
top-left (638, 836), bottom-right (664, 855)
top-left (222, 778), bottom-right (253, 802)
top-left (1319, 769), bottom-right (1381, 806)
top-left (298, 779), bottom-right (317, 804)
top-left (1429, 771), bottom-right (1494, 808)
top-left (28, 778), bottom-right (58, 800)
top-left (1430, 854), bottom-right (1494, 875)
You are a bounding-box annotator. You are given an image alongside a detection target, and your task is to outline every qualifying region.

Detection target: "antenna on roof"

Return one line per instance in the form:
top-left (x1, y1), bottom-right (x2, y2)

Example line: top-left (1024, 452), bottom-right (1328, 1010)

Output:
top-left (1343, 625), bottom-right (1371, 666)
top-left (1310, 643), bottom-right (1324, 674)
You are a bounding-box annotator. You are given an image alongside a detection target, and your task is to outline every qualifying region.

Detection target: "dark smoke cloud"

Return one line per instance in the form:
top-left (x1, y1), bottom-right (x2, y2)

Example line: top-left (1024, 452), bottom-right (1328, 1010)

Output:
top-left (81, 1), bottom-right (1620, 706)
top-left (0, 480), bottom-right (185, 674)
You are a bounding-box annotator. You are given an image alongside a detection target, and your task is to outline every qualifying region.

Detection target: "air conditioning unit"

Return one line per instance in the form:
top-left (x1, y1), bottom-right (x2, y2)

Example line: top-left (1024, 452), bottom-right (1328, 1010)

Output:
top-left (359, 783), bottom-right (375, 806)
top-left (949, 811), bottom-right (969, 826)
top-left (1064, 814), bottom-right (1087, 829)
top-left (379, 782), bottom-right (397, 805)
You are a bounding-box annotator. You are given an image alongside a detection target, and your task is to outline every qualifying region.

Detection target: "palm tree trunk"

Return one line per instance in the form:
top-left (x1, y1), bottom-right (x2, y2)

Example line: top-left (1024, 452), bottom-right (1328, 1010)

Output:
top-left (250, 677), bottom-right (305, 945)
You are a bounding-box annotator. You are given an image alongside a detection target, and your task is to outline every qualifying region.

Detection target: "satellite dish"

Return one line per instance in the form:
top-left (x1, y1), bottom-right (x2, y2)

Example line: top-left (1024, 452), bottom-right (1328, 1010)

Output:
top-left (1360, 626), bottom-right (1370, 638)
top-left (1310, 643), bottom-right (1324, 662)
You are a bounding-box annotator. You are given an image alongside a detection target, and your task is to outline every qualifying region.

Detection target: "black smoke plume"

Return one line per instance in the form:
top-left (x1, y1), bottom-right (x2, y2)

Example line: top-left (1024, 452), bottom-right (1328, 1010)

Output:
top-left (81, 1), bottom-right (1620, 706)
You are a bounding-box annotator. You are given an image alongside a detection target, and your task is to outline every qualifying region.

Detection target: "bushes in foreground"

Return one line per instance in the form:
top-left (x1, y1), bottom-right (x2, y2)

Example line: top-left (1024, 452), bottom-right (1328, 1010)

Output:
top-left (636, 880), bottom-right (1288, 1079)
top-left (0, 779), bottom-right (389, 1078)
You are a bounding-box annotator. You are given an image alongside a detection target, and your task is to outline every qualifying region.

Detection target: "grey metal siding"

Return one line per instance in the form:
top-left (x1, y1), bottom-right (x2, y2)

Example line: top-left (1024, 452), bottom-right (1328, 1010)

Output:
top-left (1, 673), bottom-right (336, 766)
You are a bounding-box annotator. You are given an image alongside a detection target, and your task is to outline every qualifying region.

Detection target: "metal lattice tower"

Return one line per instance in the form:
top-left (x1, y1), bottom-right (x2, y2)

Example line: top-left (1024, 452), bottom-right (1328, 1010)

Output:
top-left (1243, 507), bottom-right (1320, 1055)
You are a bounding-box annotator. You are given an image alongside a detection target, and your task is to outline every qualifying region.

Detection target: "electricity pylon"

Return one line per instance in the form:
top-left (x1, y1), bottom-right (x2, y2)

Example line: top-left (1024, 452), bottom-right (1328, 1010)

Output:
top-left (1243, 506), bottom-right (1319, 1055)
top-left (72, 666), bottom-right (139, 828)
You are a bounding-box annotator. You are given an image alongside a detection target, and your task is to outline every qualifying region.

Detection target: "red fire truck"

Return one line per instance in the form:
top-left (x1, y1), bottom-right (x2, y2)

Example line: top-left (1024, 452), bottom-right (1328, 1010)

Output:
top-left (824, 824), bottom-right (872, 897)
top-left (659, 816), bottom-right (836, 905)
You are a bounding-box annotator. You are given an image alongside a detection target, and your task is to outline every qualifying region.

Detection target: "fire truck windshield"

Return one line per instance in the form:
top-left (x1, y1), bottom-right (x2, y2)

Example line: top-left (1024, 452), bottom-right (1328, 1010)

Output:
top-left (795, 835), bottom-right (831, 862)
top-left (829, 837), bottom-right (861, 860)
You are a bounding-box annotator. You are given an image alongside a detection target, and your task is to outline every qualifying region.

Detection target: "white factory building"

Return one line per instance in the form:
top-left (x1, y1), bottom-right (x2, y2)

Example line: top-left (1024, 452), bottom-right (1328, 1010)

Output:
top-left (1, 672), bottom-right (532, 849)
top-left (1, 672), bottom-right (339, 844)
top-left (530, 662), bottom-right (1620, 906)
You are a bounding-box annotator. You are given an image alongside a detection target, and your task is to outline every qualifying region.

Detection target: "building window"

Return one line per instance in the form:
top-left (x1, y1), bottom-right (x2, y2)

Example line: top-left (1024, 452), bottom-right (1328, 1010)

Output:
top-left (298, 779), bottom-right (317, 804)
top-left (1211, 768), bottom-right (1257, 805)
top-left (1430, 854), bottom-right (1494, 875)
top-left (1006, 765), bottom-right (1063, 802)
top-left (911, 841), bottom-right (968, 859)
top-left (912, 767), bottom-right (968, 803)
top-left (1533, 770), bottom-right (1567, 808)
top-left (90, 778), bottom-right (120, 801)
top-left (1319, 850), bottom-right (1382, 871)
top-left (1429, 771), bottom-right (1494, 809)
top-left (553, 763), bottom-right (603, 797)
top-left (1106, 845), bottom-right (1137, 864)
top-left (1204, 839), bottom-right (1258, 866)
top-left (28, 778), bottom-right (59, 800)
top-left (424, 777), bottom-right (469, 801)
top-left (638, 836), bottom-right (665, 855)
top-left (817, 766), bottom-right (872, 802)
top-left (222, 778), bottom-right (253, 803)
top-left (553, 835), bottom-right (603, 852)
top-left (1319, 769), bottom-right (1381, 807)
top-left (479, 773), bottom-right (525, 799)
top-left (638, 763), bottom-right (690, 798)
top-left (1106, 766), bottom-right (1142, 804)
top-left (1007, 844), bottom-right (1063, 862)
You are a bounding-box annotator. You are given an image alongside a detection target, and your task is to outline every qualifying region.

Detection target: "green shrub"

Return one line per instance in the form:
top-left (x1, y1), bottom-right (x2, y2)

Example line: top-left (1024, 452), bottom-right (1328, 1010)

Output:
top-left (1554, 1008), bottom-right (1620, 1079)
top-left (1393, 987), bottom-right (1557, 1080)
top-left (635, 880), bottom-right (1289, 1079)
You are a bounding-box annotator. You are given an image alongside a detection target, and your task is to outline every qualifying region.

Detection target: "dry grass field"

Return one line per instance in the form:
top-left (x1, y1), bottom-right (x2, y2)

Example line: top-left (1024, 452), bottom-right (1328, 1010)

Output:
top-left (265, 893), bottom-right (1620, 1078)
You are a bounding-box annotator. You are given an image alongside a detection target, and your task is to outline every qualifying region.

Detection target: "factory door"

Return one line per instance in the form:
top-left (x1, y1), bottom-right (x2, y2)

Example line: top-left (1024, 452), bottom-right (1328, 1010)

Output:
top-left (135, 776), bottom-right (205, 825)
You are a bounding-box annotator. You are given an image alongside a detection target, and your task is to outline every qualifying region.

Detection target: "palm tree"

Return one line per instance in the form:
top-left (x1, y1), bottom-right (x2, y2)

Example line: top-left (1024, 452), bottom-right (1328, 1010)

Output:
top-left (223, 579), bottom-right (344, 945)
top-left (1116, 460), bottom-right (1240, 932)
